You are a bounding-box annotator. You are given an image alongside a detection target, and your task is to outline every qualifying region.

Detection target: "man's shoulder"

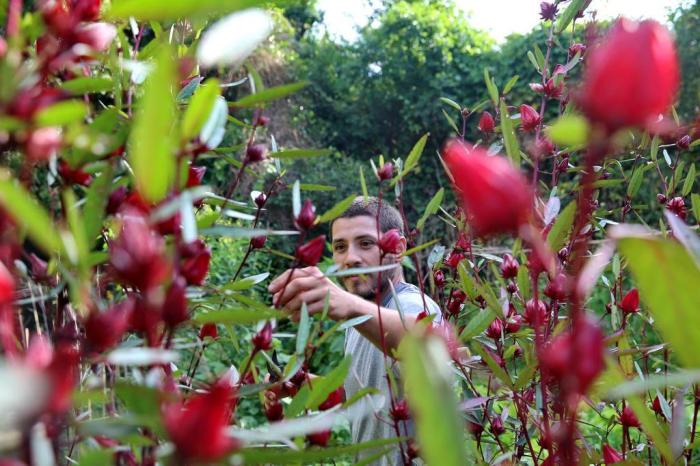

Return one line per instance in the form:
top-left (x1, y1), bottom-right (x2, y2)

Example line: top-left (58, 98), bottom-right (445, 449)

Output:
top-left (391, 282), bottom-right (440, 315)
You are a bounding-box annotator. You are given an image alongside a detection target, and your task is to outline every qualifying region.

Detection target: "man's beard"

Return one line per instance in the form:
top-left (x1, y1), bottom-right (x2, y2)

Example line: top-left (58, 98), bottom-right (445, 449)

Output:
top-left (342, 269), bottom-right (396, 300)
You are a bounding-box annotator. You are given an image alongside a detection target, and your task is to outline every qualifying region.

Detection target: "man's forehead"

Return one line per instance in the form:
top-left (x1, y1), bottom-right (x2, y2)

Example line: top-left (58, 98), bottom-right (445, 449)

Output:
top-left (331, 216), bottom-right (379, 240)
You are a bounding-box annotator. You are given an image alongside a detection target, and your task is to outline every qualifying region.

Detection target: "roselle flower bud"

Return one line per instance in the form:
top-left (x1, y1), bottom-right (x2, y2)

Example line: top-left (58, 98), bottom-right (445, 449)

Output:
top-left (543, 78), bottom-right (564, 100)
top-left (75, 22), bottom-right (116, 52)
top-left (578, 19), bottom-right (679, 131)
top-left (602, 444), bottom-right (623, 464)
top-left (568, 43), bottom-right (586, 58)
top-left (676, 135), bottom-right (691, 150)
top-left (407, 439), bottom-right (419, 460)
top-left (245, 143), bottom-right (267, 163)
top-left (252, 321), bottom-right (273, 351)
top-left (478, 111), bottom-right (495, 133)
top-left (443, 251), bottom-right (463, 269)
top-left (163, 383), bottom-right (239, 461)
top-left (543, 273), bottom-right (568, 301)
top-left (539, 1), bottom-right (558, 21)
top-left (490, 417), bottom-right (505, 436)
top-left (295, 199), bottom-right (317, 230)
top-left (519, 105), bottom-right (541, 132)
top-left (307, 430), bottom-right (331, 447)
top-left (619, 406), bottom-right (640, 428)
top-left (319, 387), bottom-right (345, 411)
top-left (447, 299), bottom-right (462, 316)
top-left (250, 235), bottom-right (267, 250)
top-left (530, 83), bottom-right (545, 94)
top-left (0, 261), bottom-right (15, 305)
top-left (180, 239), bottom-right (211, 286)
top-left (290, 367), bottom-right (307, 386)
top-left (415, 310), bottom-right (430, 322)
top-left (162, 277), bottom-right (189, 328)
top-left (254, 192), bottom-right (267, 208)
top-left (295, 235), bottom-right (326, 267)
top-left (25, 127), bottom-right (62, 162)
top-left (619, 288), bottom-right (639, 314)
top-left (442, 140), bottom-right (532, 237)
top-left (106, 186), bottom-right (127, 215)
top-left (467, 421), bottom-right (483, 436)
top-left (524, 299), bottom-right (547, 326)
top-left (265, 396), bottom-right (284, 421)
top-left (378, 228), bottom-right (402, 255)
top-left (84, 298), bottom-right (133, 354)
top-left (199, 323), bottom-right (218, 340)
top-left (187, 165), bottom-right (206, 187)
top-left (652, 395), bottom-right (665, 417)
top-left (58, 160), bottom-right (92, 186)
top-left (433, 269), bottom-right (445, 288)
top-left (557, 247), bottom-right (569, 262)
top-left (500, 254), bottom-right (519, 279)
top-left (254, 114), bottom-right (270, 127)
top-left (506, 282), bottom-right (518, 294)
top-left (505, 314), bottom-right (523, 334)
top-left (486, 319), bottom-right (503, 339)
top-left (73, 0), bottom-right (102, 21)
top-left (451, 289), bottom-right (466, 304)
top-left (455, 233), bottom-right (470, 251)
top-left (390, 399), bottom-right (411, 421)
top-left (377, 162), bottom-right (394, 181)
top-left (666, 197), bottom-right (687, 220)
top-left (109, 213), bottom-right (170, 290)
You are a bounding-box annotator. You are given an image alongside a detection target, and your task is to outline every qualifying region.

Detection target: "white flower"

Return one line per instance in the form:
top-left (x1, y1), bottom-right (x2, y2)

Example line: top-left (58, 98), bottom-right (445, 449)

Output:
top-left (196, 8), bottom-right (273, 68)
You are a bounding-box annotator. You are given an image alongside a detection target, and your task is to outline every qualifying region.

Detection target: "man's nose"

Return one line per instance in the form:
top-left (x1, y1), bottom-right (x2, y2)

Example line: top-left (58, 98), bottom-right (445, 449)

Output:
top-left (343, 243), bottom-right (363, 268)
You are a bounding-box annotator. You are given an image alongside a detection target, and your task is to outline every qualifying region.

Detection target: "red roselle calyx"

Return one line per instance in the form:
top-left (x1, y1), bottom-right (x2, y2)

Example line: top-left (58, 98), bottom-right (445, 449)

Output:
top-left (433, 269), bottom-right (445, 288)
top-left (378, 228), bottom-right (402, 255)
top-left (490, 416), bottom-right (505, 436)
top-left (441, 139), bottom-right (532, 238)
top-left (519, 104), bottom-right (541, 132)
top-left (0, 262), bottom-right (15, 305)
top-left (319, 387), bottom-right (344, 411)
top-left (295, 236), bottom-right (325, 267)
top-left (578, 18), bottom-right (679, 132)
top-left (486, 318), bottom-right (503, 339)
top-left (619, 288), bottom-right (639, 314)
top-left (666, 197), bottom-right (687, 220)
top-left (390, 399), bottom-right (411, 421)
top-left (180, 239), bottom-right (211, 286)
top-left (84, 299), bottom-right (133, 354)
top-left (199, 323), bottom-right (218, 340)
top-left (676, 135), bottom-right (691, 150)
top-left (539, 1), bottom-right (558, 21)
top-left (252, 321), bottom-right (272, 351)
top-left (500, 254), bottom-right (519, 279)
top-left (602, 444), bottom-right (623, 464)
top-left (162, 277), bottom-right (189, 328)
top-left (376, 162), bottom-right (393, 181)
top-left (245, 144), bottom-right (267, 163)
top-left (478, 111), bottom-right (495, 133)
top-left (568, 43), bottom-right (586, 58)
top-left (524, 299), bottom-right (547, 326)
top-left (619, 405), bottom-right (641, 428)
top-left (254, 192), bottom-right (267, 208)
top-left (295, 199), bottom-right (317, 230)
top-left (307, 430), bottom-right (331, 447)
top-left (250, 235), bottom-right (267, 250)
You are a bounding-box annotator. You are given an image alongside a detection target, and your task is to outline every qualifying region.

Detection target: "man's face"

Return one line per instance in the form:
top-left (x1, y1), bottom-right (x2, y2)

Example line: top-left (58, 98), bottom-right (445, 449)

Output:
top-left (331, 216), bottom-right (402, 299)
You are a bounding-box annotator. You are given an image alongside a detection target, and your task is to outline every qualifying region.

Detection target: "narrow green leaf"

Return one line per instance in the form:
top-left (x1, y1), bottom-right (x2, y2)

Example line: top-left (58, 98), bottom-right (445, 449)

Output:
top-left (513, 362), bottom-right (537, 391)
top-left (296, 302), bottom-right (310, 355)
top-left (682, 163), bottom-right (696, 197)
top-left (440, 97), bottom-right (462, 111)
top-left (459, 309), bottom-right (496, 341)
top-left (35, 100), bottom-right (88, 126)
top-left (0, 173), bottom-right (63, 255)
top-left (63, 190), bottom-right (89, 268)
top-left (230, 82), bottom-right (308, 108)
top-left (417, 188), bottom-right (444, 231)
top-left (618, 237), bottom-right (700, 368)
top-left (457, 262), bottom-right (477, 299)
top-left (556, 0), bottom-right (586, 33)
top-left (299, 184), bottom-right (336, 191)
top-left (392, 133), bottom-right (429, 185)
top-left (108, 0), bottom-right (261, 20)
top-left (237, 438), bottom-right (402, 464)
top-left (626, 166), bottom-right (646, 197)
top-left (546, 201), bottom-right (577, 251)
top-left (527, 51), bottom-right (540, 73)
top-left (181, 78), bottom-right (220, 142)
top-left (692, 193), bottom-right (700, 223)
top-left (82, 165), bottom-right (113, 249)
top-left (316, 194), bottom-right (356, 224)
top-left (503, 75), bottom-right (519, 95)
top-left (545, 114), bottom-right (589, 147)
top-left (359, 166), bottom-right (368, 201)
top-left (484, 69), bottom-right (498, 105)
top-left (128, 45), bottom-right (177, 203)
top-left (400, 335), bottom-right (469, 466)
top-left (499, 100), bottom-right (520, 165)
top-left (224, 272), bottom-right (270, 291)
top-left (61, 77), bottom-right (113, 95)
top-left (193, 307), bottom-right (283, 325)
top-left (403, 239), bottom-right (438, 257)
top-left (271, 148), bottom-right (333, 159)
top-left (472, 343), bottom-right (513, 388)
top-left (442, 108), bottom-right (460, 134)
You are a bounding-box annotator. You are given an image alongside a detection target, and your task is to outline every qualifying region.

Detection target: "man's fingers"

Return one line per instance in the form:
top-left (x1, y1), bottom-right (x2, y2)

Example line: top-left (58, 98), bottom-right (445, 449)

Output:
top-left (283, 288), bottom-right (327, 313)
top-left (268, 267), bottom-right (322, 294)
top-left (274, 276), bottom-right (325, 308)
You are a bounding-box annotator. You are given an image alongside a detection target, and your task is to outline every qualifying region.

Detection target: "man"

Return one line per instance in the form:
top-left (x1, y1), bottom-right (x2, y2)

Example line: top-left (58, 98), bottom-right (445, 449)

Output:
top-left (268, 196), bottom-right (441, 465)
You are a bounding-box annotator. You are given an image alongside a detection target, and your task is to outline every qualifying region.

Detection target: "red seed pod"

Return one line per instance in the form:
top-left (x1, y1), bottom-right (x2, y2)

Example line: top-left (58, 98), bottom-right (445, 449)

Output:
top-left (254, 114), bottom-right (270, 127)
top-left (378, 228), bottom-right (402, 255)
top-left (180, 239), bottom-right (211, 286)
top-left (106, 186), bottom-right (127, 215)
top-left (676, 135), bottom-right (691, 150)
top-left (376, 162), bottom-right (394, 181)
top-left (489, 417), bottom-right (505, 437)
top-left (250, 235), bottom-right (267, 250)
top-left (524, 299), bottom-right (548, 326)
top-left (519, 105), bottom-right (541, 132)
top-left (295, 199), bottom-right (317, 231)
top-left (162, 277), bottom-right (189, 328)
top-left (543, 273), bottom-right (568, 301)
top-left (245, 143), bottom-right (267, 163)
top-left (652, 396), bottom-right (665, 417)
top-left (251, 321), bottom-right (273, 351)
top-left (478, 111), bottom-right (495, 133)
top-left (444, 251), bottom-right (464, 269)
top-left (578, 18), bottom-right (679, 131)
top-left (84, 299), bottom-right (133, 354)
top-left (486, 318), bottom-right (503, 340)
top-left (467, 421), bottom-right (483, 436)
top-left (58, 160), bottom-right (92, 186)
top-left (619, 406), bottom-right (641, 428)
top-left (254, 192), bottom-right (267, 208)
top-left (307, 430), bottom-right (331, 447)
top-left (433, 269), bottom-right (445, 288)
top-left (619, 288), bottom-right (639, 314)
top-left (602, 444), bottom-right (623, 464)
top-left (390, 399), bottom-right (411, 421)
top-left (451, 289), bottom-right (466, 304)
top-left (187, 165), bottom-right (206, 187)
top-left (500, 254), bottom-right (519, 279)
top-left (505, 314), bottom-right (523, 334)
top-left (319, 387), bottom-right (345, 411)
top-left (455, 233), bottom-right (470, 251)
top-left (295, 236), bottom-right (326, 267)
top-left (568, 43), bottom-right (587, 58)
top-left (666, 197), bottom-right (687, 220)
top-left (199, 323), bottom-right (218, 341)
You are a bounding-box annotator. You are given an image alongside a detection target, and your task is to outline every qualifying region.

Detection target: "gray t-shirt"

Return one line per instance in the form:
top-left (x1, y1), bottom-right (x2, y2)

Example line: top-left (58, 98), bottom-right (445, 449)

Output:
top-left (343, 282), bottom-right (441, 466)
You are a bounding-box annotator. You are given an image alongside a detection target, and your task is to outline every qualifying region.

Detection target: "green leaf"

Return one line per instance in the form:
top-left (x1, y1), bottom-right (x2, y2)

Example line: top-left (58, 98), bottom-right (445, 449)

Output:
top-left (35, 100), bottom-right (88, 126)
top-left (692, 193), bottom-right (700, 223)
top-left (61, 77), bottom-right (113, 95)
top-left (472, 343), bottom-right (513, 387)
top-left (650, 135), bottom-right (660, 161)
top-left (193, 307), bottom-right (283, 325)
top-left (503, 75), bottom-right (519, 94)
top-left (230, 82), bottom-right (308, 108)
top-left (546, 201), bottom-right (577, 251)
top-left (181, 78), bottom-right (220, 142)
top-left (403, 239), bottom-right (438, 257)
top-left (618, 237), bottom-right (700, 368)
top-left (299, 184), bottom-right (336, 191)
top-left (108, 0), bottom-right (262, 20)
top-left (316, 194), bottom-right (356, 223)
top-left (128, 45), bottom-right (177, 203)
top-left (556, 0), bottom-right (586, 33)
top-left (0, 173), bottom-right (64, 255)
top-left (499, 100), bottom-right (520, 166)
top-left (63, 190), bottom-right (89, 268)
top-left (392, 133), bottom-right (429, 185)
top-left (82, 165), bottom-right (113, 249)
top-left (546, 114), bottom-right (589, 147)
top-left (416, 188), bottom-right (444, 231)
top-left (288, 356), bottom-right (351, 417)
top-left (483, 69), bottom-right (498, 105)
top-left (513, 362), bottom-right (537, 391)
top-left (271, 148), bottom-right (333, 159)
top-left (296, 302), bottom-right (310, 355)
top-left (77, 449), bottom-right (114, 466)
top-left (682, 163), bottom-right (696, 197)
top-left (440, 97), bottom-right (462, 111)
top-left (237, 438), bottom-right (402, 464)
top-left (627, 165), bottom-right (645, 198)
top-left (116, 383), bottom-right (161, 418)
top-left (527, 51), bottom-right (540, 73)
top-left (224, 272), bottom-right (270, 291)
top-left (400, 335), bottom-right (469, 466)
top-left (457, 262), bottom-right (477, 299)
top-left (359, 167), bottom-right (368, 201)
top-left (459, 309), bottom-right (496, 341)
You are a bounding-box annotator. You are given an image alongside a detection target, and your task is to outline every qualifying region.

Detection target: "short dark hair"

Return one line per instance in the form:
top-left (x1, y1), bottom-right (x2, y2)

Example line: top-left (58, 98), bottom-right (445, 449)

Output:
top-left (331, 196), bottom-right (404, 235)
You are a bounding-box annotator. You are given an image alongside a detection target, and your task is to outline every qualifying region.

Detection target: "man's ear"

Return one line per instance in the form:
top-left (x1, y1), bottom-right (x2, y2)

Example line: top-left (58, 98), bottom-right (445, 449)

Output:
top-left (398, 236), bottom-right (407, 256)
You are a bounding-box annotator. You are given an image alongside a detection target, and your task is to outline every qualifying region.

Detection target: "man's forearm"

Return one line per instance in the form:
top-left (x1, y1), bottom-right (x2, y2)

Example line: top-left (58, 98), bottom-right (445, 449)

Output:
top-left (348, 296), bottom-right (413, 355)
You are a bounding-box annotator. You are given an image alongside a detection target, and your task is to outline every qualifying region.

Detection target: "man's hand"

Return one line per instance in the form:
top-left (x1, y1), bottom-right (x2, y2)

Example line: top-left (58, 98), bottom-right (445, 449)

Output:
top-left (268, 267), bottom-right (362, 321)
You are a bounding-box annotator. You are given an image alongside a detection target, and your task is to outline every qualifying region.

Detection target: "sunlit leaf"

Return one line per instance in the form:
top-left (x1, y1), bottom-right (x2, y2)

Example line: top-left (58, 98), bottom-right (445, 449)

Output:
top-left (108, 0), bottom-right (263, 20)
top-left (230, 82), bottom-right (308, 108)
top-left (181, 78), bottom-right (221, 142)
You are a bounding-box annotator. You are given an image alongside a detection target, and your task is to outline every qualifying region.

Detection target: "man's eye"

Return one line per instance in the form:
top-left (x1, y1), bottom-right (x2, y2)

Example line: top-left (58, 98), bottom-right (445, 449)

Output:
top-left (361, 241), bottom-right (374, 248)
top-left (334, 245), bottom-right (346, 252)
